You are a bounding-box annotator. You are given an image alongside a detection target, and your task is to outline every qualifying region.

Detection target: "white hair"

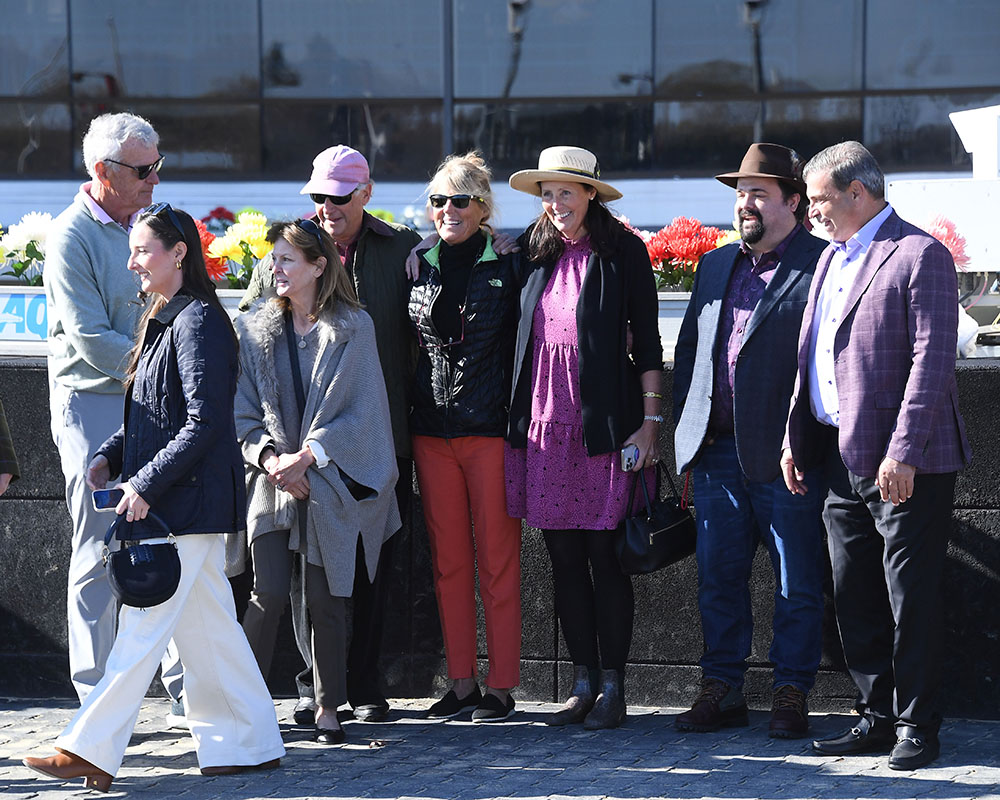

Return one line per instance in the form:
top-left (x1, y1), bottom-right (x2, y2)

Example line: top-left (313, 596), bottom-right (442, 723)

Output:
top-left (82, 113), bottom-right (159, 179)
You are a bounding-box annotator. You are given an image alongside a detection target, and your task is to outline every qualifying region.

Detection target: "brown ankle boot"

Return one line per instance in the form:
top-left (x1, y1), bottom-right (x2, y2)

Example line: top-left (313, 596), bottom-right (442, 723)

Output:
top-left (546, 666), bottom-right (597, 726)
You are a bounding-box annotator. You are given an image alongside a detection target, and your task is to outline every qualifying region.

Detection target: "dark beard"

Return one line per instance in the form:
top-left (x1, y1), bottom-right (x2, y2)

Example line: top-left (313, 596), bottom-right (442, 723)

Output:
top-left (740, 215), bottom-right (765, 245)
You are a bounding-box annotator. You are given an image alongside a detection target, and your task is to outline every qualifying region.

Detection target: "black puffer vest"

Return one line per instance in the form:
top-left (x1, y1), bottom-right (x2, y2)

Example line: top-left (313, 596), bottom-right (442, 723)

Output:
top-left (408, 236), bottom-right (523, 438)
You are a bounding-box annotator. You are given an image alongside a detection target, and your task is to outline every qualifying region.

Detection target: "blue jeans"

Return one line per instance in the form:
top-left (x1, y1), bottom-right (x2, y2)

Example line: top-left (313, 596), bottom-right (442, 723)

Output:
top-left (691, 436), bottom-right (825, 692)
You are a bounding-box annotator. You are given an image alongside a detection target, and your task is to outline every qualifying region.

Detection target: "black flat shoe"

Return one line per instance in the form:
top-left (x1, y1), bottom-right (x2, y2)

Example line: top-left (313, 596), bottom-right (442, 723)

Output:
top-left (426, 685), bottom-right (483, 719)
top-left (315, 727), bottom-right (346, 745)
top-left (471, 692), bottom-right (516, 723)
top-left (812, 716), bottom-right (895, 755)
top-left (888, 727), bottom-right (940, 770)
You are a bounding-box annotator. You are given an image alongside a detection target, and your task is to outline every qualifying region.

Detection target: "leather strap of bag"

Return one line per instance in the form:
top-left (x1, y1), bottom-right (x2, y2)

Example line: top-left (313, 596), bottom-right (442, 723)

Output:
top-left (103, 510), bottom-right (172, 547)
top-left (627, 461), bottom-right (683, 518)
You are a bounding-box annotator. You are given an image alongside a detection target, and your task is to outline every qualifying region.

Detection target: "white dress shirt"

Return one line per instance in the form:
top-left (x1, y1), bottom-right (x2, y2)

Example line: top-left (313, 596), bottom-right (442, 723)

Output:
top-left (808, 203), bottom-right (894, 426)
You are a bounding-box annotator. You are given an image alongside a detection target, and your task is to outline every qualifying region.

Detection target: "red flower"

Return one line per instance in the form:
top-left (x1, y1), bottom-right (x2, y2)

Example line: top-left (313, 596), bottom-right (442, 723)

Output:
top-left (194, 219), bottom-right (230, 281)
top-left (925, 215), bottom-right (970, 269)
top-left (202, 206), bottom-right (236, 224)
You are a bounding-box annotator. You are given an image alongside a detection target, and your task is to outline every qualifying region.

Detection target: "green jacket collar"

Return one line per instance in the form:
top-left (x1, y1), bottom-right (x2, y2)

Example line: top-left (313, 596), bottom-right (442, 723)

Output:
top-left (424, 231), bottom-right (497, 271)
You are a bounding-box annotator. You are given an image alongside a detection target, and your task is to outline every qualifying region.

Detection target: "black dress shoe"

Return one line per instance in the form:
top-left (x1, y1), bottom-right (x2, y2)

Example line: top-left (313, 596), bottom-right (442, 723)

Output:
top-left (426, 685), bottom-right (483, 719)
top-left (888, 726), bottom-right (940, 770)
top-left (812, 716), bottom-right (895, 755)
top-left (293, 696), bottom-right (317, 726)
top-left (315, 727), bottom-right (346, 745)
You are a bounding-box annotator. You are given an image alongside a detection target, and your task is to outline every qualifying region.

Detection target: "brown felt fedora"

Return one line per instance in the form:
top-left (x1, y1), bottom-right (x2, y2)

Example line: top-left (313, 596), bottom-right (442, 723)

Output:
top-left (715, 143), bottom-right (806, 196)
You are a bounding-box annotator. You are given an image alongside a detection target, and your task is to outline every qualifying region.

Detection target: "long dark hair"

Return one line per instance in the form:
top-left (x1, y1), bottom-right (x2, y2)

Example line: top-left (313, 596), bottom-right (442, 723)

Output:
top-left (124, 204), bottom-right (238, 390)
top-left (527, 192), bottom-right (628, 263)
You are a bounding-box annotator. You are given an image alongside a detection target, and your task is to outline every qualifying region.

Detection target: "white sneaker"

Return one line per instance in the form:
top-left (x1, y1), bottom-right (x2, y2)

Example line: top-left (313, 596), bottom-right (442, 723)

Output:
top-left (165, 699), bottom-right (187, 730)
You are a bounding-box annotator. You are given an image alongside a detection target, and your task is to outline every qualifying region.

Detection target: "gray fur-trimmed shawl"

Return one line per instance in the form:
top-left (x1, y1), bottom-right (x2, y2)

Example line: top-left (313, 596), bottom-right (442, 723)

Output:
top-left (234, 298), bottom-right (401, 597)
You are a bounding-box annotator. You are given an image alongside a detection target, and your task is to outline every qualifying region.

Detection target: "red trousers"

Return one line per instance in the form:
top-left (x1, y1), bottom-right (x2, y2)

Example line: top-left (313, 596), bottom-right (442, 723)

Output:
top-left (413, 435), bottom-right (522, 688)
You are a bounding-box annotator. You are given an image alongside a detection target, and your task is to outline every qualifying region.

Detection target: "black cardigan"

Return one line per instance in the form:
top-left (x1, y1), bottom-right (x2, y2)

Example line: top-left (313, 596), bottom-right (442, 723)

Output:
top-left (507, 229), bottom-right (662, 456)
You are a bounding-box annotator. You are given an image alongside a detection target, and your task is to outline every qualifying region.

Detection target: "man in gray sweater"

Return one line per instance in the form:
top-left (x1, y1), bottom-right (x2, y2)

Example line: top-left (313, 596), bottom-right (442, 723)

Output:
top-left (45, 112), bottom-right (182, 709)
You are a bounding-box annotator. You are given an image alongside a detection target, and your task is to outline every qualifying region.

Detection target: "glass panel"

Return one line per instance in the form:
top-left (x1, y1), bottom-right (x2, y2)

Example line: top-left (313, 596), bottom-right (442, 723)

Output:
top-left (73, 103), bottom-right (261, 175)
top-left (866, 1), bottom-right (1000, 90)
top-left (864, 92), bottom-right (1000, 171)
top-left (0, 102), bottom-right (71, 175)
top-left (69, 0), bottom-right (258, 99)
top-left (655, 0), bottom-right (863, 97)
top-left (261, 0), bottom-right (443, 98)
top-left (262, 101), bottom-right (442, 180)
top-left (0, 1), bottom-right (70, 97)
top-left (653, 97), bottom-right (861, 175)
top-left (453, 0), bottom-right (653, 98)
top-left (454, 101), bottom-right (653, 177)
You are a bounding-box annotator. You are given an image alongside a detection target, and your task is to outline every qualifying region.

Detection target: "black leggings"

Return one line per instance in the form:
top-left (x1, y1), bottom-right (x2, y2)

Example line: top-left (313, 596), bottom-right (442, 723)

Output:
top-left (542, 529), bottom-right (634, 673)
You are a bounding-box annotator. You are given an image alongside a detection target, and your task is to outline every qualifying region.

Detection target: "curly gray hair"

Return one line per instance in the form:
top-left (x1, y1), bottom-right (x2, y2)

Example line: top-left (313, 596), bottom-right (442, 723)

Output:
top-left (82, 112), bottom-right (159, 179)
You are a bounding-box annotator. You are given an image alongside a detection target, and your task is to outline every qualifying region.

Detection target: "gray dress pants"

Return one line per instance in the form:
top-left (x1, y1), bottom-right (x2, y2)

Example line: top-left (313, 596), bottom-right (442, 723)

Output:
top-left (242, 529), bottom-right (347, 709)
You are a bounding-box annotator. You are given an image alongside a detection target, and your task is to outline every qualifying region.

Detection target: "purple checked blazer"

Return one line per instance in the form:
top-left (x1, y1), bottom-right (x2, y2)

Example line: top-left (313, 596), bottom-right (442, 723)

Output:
top-left (785, 210), bottom-right (971, 478)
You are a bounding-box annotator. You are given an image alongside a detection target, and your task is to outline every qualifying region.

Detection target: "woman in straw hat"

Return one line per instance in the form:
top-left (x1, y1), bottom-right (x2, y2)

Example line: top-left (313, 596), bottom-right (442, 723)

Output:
top-left (507, 146), bottom-right (662, 730)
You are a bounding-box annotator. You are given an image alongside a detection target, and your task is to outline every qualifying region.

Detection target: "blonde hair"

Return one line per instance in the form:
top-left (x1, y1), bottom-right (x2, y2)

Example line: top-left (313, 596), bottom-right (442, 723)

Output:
top-left (426, 151), bottom-right (495, 233)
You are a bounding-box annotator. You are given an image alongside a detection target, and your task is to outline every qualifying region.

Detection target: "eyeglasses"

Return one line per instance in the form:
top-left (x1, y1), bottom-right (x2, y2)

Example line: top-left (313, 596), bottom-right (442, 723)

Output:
top-left (295, 218), bottom-right (325, 249)
top-left (106, 155), bottom-right (164, 180)
top-left (428, 194), bottom-right (485, 209)
top-left (142, 202), bottom-right (185, 237)
top-left (309, 189), bottom-right (357, 206)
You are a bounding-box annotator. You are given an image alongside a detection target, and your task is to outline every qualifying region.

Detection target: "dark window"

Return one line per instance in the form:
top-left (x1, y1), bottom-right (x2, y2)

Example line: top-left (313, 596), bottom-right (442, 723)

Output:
top-left (261, 0), bottom-right (444, 98)
top-left (0, 102), bottom-right (72, 175)
top-left (262, 101), bottom-right (442, 180)
top-left (0, 4), bottom-right (70, 98)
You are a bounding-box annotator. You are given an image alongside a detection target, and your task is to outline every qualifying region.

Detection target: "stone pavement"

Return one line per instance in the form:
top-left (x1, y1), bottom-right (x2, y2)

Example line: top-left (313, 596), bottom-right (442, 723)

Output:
top-left (1, 697), bottom-right (998, 799)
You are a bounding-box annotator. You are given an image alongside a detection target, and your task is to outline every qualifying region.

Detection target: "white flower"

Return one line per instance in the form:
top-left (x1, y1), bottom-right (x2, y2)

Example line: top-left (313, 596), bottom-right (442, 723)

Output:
top-left (0, 211), bottom-right (53, 259)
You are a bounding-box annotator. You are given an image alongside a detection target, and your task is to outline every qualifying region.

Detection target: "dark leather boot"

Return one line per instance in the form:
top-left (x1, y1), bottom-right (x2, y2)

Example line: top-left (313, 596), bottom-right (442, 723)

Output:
top-left (583, 669), bottom-right (626, 730)
top-left (546, 666), bottom-right (597, 726)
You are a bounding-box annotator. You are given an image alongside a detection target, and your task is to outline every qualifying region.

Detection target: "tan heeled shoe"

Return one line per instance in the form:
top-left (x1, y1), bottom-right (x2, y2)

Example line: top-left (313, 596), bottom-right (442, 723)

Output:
top-left (22, 748), bottom-right (113, 792)
top-left (200, 757), bottom-right (280, 776)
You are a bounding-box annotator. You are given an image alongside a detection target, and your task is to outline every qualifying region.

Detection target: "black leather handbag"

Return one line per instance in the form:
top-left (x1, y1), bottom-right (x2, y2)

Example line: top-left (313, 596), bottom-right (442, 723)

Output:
top-left (102, 511), bottom-right (181, 608)
top-left (614, 463), bottom-right (696, 575)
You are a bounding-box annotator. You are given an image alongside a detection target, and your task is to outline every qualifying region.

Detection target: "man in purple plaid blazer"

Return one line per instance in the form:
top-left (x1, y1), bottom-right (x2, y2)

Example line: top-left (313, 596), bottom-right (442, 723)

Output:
top-left (781, 141), bottom-right (971, 771)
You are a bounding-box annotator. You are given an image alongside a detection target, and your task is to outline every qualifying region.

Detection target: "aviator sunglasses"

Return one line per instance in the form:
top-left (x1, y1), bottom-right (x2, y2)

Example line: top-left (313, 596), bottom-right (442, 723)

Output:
top-left (142, 202), bottom-right (186, 237)
top-left (106, 155), bottom-right (164, 180)
top-left (428, 194), bottom-right (485, 209)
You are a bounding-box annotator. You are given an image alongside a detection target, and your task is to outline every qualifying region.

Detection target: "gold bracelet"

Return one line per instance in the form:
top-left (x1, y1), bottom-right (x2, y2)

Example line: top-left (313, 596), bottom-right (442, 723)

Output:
top-left (641, 391), bottom-right (663, 399)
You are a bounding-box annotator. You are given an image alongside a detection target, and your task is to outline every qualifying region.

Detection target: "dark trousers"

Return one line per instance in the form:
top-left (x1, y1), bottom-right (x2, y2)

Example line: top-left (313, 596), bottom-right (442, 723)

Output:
top-left (822, 443), bottom-right (955, 731)
top-left (294, 457), bottom-right (412, 704)
top-left (542, 529), bottom-right (634, 674)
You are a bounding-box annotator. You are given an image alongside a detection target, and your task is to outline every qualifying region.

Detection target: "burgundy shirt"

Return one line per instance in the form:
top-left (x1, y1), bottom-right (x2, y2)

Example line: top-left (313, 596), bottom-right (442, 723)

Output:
top-left (708, 224), bottom-right (801, 435)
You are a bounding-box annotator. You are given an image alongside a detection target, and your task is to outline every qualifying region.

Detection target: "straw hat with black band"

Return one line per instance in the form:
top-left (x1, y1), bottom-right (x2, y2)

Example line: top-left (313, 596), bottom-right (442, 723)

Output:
top-left (714, 142), bottom-right (806, 197)
top-left (509, 146), bottom-right (623, 202)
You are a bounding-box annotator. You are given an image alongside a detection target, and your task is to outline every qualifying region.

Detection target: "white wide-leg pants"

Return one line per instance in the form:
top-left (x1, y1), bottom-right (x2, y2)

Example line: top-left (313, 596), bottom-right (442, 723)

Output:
top-left (55, 534), bottom-right (285, 776)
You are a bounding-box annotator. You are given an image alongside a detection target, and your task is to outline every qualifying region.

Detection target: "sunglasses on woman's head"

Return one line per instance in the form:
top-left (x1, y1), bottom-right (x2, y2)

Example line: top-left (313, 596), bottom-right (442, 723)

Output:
top-left (142, 202), bottom-right (185, 237)
top-left (106, 155), bottom-right (164, 180)
top-left (428, 194), bottom-right (484, 209)
top-left (295, 218), bottom-right (325, 249)
top-left (309, 190), bottom-right (356, 206)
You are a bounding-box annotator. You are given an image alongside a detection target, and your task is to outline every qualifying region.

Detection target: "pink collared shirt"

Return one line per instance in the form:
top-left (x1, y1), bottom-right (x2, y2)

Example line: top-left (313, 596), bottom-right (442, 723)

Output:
top-left (808, 203), bottom-right (894, 426)
top-left (78, 182), bottom-right (142, 230)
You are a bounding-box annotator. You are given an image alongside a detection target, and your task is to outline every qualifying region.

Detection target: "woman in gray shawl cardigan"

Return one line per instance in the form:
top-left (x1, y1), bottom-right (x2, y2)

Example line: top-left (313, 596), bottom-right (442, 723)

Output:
top-left (235, 220), bottom-right (400, 745)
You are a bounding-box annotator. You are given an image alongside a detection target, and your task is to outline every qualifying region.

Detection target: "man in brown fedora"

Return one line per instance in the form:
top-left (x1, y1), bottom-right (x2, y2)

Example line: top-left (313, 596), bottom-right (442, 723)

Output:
top-left (672, 143), bottom-right (827, 738)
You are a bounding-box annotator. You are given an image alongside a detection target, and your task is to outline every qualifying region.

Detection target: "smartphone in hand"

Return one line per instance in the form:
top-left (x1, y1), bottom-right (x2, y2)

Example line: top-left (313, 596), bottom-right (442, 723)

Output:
top-left (620, 443), bottom-right (640, 472)
top-left (92, 488), bottom-right (125, 512)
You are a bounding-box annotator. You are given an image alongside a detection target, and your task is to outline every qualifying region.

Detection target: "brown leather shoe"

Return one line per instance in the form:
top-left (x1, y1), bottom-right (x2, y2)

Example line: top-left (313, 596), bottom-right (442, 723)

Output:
top-left (201, 758), bottom-right (280, 776)
top-left (22, 748), bottom-right (113, 792)
top-left (674, 678), bottom-right (748, 732)
top-left (769, 684), bottom-right (809, 739)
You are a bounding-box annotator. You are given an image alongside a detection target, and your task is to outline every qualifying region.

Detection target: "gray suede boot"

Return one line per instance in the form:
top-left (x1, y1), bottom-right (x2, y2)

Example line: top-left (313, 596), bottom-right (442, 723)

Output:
top-left (545, 666), bottom-right (597, 726)
top-left (583, 669), bottom-right (626, 730)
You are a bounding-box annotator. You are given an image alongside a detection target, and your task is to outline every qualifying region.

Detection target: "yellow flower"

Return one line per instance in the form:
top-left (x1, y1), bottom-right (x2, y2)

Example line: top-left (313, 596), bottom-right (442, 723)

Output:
top-left (236, 211), bottom-right (268, 228)
top-left (715, 228), bottom-right (741, 248)
top-left (207, 236), bottom-right (244, 262)
top-left (249, 238), bottom-right (273, 259)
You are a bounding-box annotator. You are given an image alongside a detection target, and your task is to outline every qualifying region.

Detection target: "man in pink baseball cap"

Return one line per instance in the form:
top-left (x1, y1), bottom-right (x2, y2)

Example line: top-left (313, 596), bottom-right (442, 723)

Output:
top-left (240, 144), bottom-right (421, 728)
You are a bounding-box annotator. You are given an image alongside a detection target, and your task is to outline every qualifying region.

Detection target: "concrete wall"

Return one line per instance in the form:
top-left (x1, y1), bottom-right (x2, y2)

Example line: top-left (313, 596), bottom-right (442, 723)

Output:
top-left (1, 357), bottom-right (997, 718)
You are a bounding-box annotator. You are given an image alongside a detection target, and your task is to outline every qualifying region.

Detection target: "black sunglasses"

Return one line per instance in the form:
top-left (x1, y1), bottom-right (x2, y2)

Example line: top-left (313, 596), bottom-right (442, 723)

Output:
top-left (106, 155), bottom-right (164, 180)
top-left (309, 190), bottom-right (357, 206)
top-left (295, 218), bottom-right (325, 249)
top-left (428, 194), bottom-right (485, 209)
top-left (142, 202), bottom-right (185, 237)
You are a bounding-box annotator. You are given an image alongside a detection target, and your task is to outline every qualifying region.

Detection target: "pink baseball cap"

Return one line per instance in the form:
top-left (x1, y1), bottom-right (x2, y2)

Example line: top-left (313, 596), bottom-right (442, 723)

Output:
top-left (300, 145), bottom-right (370, 197)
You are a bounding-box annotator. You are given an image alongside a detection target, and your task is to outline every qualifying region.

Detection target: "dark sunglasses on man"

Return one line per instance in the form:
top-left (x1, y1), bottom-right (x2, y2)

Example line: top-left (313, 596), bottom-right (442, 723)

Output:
top-left (105, 155), bottom-right (165, 181)
top-left (428, 194), bottom-right (484, 209)
top-left (309, 189), bottom-right (357, 206)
